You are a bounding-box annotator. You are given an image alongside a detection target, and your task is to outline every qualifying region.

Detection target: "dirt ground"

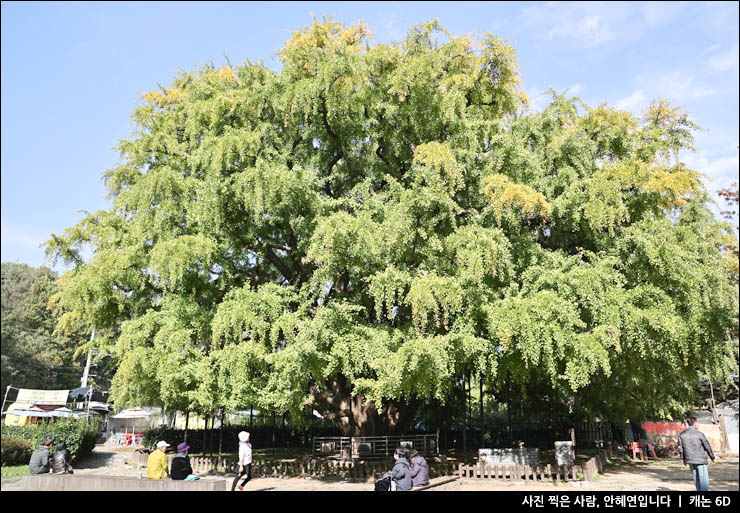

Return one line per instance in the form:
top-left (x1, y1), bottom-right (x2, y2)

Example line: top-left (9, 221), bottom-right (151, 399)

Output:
top-left (2, 446), bottom-right (737, 492)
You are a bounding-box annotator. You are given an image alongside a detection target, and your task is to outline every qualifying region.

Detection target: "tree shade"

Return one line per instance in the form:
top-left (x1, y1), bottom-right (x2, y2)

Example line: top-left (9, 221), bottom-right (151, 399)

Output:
top-left (46, 17), bottom-right (738, 435)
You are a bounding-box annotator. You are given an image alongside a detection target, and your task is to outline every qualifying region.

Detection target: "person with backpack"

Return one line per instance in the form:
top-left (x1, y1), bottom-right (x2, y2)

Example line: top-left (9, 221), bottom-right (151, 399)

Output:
top-left (391, 448), bottom-right (413, 491)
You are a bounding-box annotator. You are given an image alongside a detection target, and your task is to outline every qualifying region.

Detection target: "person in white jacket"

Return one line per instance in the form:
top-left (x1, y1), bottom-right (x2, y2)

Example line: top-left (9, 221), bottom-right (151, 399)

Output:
top-left (231, 431), bottom-right (253, 491)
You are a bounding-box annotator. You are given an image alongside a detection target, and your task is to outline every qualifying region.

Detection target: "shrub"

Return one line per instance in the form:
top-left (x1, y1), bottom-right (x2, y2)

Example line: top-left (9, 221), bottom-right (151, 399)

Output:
top-left (1, 436), bottom-right (33, 466)
top-left (0, 419), bottom-right (98, 463)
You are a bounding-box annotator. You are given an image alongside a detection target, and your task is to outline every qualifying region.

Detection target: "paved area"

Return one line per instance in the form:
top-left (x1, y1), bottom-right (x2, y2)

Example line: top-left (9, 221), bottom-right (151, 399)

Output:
top-left (436, 458), bottom-right (739, 492)
top-left (3, 446), bottom-right (738, 492)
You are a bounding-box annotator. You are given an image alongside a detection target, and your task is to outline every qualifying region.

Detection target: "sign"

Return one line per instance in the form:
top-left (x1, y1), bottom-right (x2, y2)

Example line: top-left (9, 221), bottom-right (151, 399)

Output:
top-left (554, 441), bottom-right (575, 466)
top-left (479, 448), bottom-right (540, 466)
top-left (15, 389), bottom-right (69, 406)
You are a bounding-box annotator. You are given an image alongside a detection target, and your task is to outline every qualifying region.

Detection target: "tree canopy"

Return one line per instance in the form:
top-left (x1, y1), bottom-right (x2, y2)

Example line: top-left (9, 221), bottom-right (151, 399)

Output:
top-left (1, 263), bottom-right (86, 391)
top-left (46, 17), bottom-right (738, 434)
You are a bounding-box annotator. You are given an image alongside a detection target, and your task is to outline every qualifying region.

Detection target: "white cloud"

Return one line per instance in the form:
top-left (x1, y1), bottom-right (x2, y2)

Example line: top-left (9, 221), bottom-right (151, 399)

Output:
top-left (522, 3), bottom-right (624, 47)
top-left (567, 84), bottom-right (584, 96)
top-left (0, 219), bottom-right (47, 251)
top-left (523, 87), bottom-right (553, 113)
top-left (635, 71), bottom-right (716, 100)
top-left (521, 2), bottom-right (679, 48)
top-left (709, 43), bottom-right (739, 72)
top-left (642, 1), bottom-right (689, 28)
top-left (615, 89), bottom-right (648, 114)
top-left (682, 152), bottom-right (739, 184)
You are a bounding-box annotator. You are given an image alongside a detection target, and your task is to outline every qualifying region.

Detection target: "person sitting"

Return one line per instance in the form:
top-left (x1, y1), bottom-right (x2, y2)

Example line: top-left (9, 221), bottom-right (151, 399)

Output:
top-left (52, 441), bottom-right (73, 474)
top-left (147, 440), bottom-right (170, 479)
top-left (29, 439), bottom-right (54, 475)
top-left (391, 448), bottom-right (413, 491)
top-left (409, 449), bottom-right (429, 488)
top-left (171, 442), bottom-right (197, 480)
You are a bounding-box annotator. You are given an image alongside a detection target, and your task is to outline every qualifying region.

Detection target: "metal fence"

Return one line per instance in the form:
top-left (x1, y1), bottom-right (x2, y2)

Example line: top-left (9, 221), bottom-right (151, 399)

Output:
top-left (312, 434), bottom-right (439, 459)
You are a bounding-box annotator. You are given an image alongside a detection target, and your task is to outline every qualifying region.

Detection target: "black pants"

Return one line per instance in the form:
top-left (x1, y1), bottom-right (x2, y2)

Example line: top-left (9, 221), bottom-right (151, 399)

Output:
top-left (231, 464), bottom-right (252, 491)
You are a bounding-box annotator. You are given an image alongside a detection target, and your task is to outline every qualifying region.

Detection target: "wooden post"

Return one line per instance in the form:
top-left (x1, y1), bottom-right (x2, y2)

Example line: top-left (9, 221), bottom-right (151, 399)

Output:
top-left (569, 427), bottom-right (576, 463)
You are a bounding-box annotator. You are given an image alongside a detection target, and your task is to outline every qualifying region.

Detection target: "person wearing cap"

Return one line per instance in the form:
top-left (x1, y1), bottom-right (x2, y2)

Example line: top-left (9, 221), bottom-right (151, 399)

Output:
top-left (147, 440), bottom-right (170, 479)
top-left (29, 438), bottom-right (54, 475)
top-left (170, 442), bottom-right (194, 480)
top-left (231, 431), bottom-right (252, 491)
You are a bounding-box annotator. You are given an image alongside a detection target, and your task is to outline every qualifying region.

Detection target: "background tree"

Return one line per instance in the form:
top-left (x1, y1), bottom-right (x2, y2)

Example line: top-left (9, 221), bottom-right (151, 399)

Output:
top-left (46, 17), bottom-right (738, 435)
top-left (1, 263), bottom-right (86, 391)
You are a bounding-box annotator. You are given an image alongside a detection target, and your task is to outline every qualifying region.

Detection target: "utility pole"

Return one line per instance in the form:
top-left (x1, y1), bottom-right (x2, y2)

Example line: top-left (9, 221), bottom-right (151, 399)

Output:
top-left (1, 385), bottom-right (12, 415)
top-left (80, 327), bottom-right (96, 388)
top-left (78, 327), bottom-right (96, 409)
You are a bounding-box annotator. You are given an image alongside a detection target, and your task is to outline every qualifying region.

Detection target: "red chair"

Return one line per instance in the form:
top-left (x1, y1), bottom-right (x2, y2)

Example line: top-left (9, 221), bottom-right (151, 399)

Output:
top-left (647, 443), bottom-right (658, 458)
top-left (629, 442), bottom-right (645, 460)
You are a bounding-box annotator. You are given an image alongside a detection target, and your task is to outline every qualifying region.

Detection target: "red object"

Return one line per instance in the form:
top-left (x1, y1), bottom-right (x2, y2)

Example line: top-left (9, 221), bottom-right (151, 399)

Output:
top-left (647, 443), bottom-right (658, 458)
top-left (629, 442), bottom-right (645, 460)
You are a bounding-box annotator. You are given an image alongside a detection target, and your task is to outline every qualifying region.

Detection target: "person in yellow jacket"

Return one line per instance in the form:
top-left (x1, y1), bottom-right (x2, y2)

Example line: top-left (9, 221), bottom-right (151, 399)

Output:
top-left (147, 441), bottom-right (170, 479)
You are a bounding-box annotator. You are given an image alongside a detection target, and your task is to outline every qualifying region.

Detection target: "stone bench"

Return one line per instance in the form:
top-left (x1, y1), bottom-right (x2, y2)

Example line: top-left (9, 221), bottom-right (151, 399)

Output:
top-left (22, 473), bottom-right (224, 491)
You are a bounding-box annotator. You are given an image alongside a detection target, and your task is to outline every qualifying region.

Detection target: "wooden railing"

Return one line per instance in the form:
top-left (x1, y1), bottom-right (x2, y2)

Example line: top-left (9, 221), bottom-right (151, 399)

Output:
top-left (132, 449), bottom-right (615, 482)
top-left (457, 463), bottom-right (582, 482)
top-left (133, 450), bottom-right (456, 479)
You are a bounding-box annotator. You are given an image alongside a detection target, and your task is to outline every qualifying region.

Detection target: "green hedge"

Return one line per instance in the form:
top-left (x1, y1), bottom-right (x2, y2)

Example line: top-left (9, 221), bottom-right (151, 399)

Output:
top-left (1, 419), bottom-right (98, 464)
top-left (142, 424), bottom-right (342, 453)
top-left (1, 436), bottom-right (33, 466)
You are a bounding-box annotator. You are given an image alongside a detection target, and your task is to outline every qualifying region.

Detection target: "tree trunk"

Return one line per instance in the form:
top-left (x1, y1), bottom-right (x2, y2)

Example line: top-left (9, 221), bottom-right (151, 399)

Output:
top-left (184, 410), bottom-right (189, 444)
top-left (309, 374), bottom-right (422, 436)
top-left (479, 373), bottom-right (484, 448)
top-left (203, 415), bottom-right (208, 455)
top-left (219, 407), bottom-right (224, 459)
top-left (463, 373), bottom-right (468, 458)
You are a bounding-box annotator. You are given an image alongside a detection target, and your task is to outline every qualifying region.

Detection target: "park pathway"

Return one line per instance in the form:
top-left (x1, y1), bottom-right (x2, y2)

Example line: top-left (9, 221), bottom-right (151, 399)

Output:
top-left (3, 446), bottom-right (737, 492)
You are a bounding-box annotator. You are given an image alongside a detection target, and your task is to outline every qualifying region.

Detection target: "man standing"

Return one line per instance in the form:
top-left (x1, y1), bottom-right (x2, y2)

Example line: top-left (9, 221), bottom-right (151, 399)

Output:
top-left (678, 417), bottom-right (716, 491)
top-left (147, 440), bottom-right (170, 479)
top-left (29, 438), bottom-right (54, 475)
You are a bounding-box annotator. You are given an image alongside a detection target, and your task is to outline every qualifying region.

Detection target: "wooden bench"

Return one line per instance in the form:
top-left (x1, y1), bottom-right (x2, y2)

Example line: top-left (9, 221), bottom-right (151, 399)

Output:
top-left (22, 473), bottom-right (225, 491)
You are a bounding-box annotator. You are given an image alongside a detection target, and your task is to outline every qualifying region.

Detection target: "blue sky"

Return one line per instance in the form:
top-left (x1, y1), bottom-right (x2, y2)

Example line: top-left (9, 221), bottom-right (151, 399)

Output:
top-left (2, 1), bottom-right (738, 272)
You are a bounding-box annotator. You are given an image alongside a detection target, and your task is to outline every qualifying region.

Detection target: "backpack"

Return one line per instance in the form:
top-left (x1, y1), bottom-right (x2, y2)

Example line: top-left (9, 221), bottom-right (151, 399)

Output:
top-left (374, 472), bottom-right (392, 492)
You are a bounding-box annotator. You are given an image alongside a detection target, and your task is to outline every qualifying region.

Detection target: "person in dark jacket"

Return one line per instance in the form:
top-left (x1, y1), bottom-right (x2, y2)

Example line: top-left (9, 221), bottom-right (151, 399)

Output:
top-left (29, 439), bottom-right (54, 475)
top-left (52, 441), bottom-right (72, 474)
top-left (170, 442), bottom-right (194, 480)
top-left (391, 448), bottom-right (412, 491)
top-left (678, 417), bottom-right (716, 491)
top-left (408, 449), bottom-right (429, 488)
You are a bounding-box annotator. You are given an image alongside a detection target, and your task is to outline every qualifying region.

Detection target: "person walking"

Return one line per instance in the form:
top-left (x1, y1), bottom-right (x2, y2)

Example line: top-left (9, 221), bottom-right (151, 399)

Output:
top-left (678, 417), bottom-right (716, 491)
top-left (231, 431), bottom-right (252, 491)
top-left (391, 448), bottom-right (413, 491)
top-left (147, 440), bottom-right (170, 479)
top-left (408, 449), bottom-right (429, 488)
top-left (170, 442), bottom-right (194, 480)
top-left (51, 441), bottom-right (73, 474)
top-left (29, 439), bottom-right (54, 475)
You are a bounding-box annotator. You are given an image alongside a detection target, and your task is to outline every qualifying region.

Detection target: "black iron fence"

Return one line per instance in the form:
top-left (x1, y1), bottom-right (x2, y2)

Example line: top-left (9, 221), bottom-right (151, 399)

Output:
top-left (312, 434), bottom-right (439, 459)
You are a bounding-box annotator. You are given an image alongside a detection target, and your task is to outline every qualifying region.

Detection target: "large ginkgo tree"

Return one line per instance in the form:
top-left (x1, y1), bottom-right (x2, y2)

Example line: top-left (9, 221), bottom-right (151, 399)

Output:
top-left (47, 18), bottom-right (738, 435)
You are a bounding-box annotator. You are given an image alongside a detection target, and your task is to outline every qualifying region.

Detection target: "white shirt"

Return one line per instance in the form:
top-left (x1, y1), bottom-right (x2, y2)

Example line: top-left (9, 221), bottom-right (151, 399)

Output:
top-left (238, 442), bottom-right (252, 465)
